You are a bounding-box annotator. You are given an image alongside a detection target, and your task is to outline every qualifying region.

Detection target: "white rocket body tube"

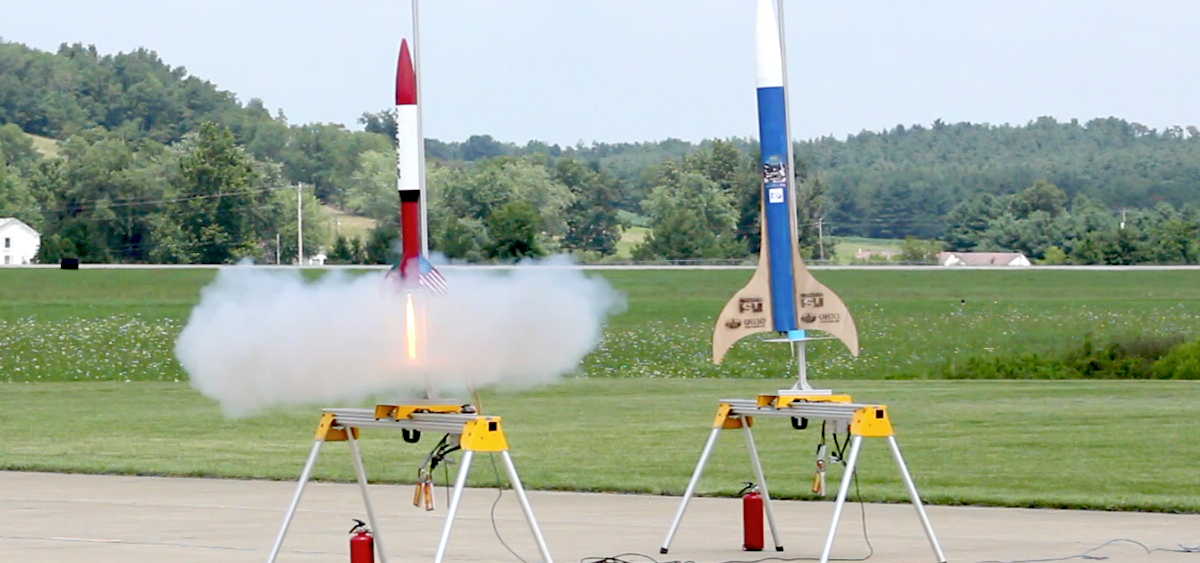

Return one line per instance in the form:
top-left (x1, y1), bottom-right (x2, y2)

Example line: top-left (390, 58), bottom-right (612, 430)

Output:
top-left (396, 105), bottom-right (420, 193)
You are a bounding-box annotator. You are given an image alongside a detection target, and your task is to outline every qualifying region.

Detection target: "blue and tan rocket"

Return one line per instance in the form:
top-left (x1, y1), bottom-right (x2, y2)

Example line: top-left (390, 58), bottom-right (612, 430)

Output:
top-left (712, 0), bottom-right (858, 364)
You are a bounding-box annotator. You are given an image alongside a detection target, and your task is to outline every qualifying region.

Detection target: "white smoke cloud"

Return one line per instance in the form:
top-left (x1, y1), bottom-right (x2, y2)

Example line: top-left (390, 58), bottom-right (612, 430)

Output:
top-left (175, 258), bottom-right (624, 417)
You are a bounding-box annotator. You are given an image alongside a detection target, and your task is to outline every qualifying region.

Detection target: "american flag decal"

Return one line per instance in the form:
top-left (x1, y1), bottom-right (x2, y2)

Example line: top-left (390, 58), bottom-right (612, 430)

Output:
top-left (419, 263), bottom-right (448, 294)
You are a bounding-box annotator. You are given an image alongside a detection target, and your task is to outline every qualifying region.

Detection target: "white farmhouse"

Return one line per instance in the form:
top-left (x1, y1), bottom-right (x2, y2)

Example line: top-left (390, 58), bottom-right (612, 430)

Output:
top-left (0, 218), bottom-right (40, 265)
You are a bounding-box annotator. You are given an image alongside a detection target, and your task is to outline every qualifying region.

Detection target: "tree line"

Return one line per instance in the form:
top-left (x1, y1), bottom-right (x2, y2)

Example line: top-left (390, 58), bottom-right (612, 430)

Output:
top-left (1, 40), bottom-right (1198, 265)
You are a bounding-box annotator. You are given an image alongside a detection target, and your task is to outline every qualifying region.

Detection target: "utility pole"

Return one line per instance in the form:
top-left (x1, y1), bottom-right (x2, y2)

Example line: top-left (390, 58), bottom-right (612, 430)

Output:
top-left (817, 217), bottom-right (825, 262)
top-left (276, 233), bottom-right (281, 265)
top-left (296, 184), bottom-right (303, 265)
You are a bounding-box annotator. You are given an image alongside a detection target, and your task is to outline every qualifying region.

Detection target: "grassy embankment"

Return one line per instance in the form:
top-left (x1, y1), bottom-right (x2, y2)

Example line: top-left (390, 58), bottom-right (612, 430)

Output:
top-left (324, 205), bottom-right (377, 243)
top-left (833, 237), bottom-right (905, 264)
top-left (616, 226), bottom-right (650, 258)
top-left (23, 132), bottom-right (59, 158)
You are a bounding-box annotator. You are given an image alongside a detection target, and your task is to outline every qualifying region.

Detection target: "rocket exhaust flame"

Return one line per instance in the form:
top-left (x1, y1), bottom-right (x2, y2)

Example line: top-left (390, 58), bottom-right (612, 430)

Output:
top-left (405, 293), bottom-right (418, 361)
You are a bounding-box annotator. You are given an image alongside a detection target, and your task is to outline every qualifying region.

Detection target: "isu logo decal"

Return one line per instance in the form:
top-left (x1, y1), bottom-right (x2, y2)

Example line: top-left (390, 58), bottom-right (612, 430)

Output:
top-left (739, 298), bottom-right (764, 313)
top-left (800, 293), bottom-right (824, 308)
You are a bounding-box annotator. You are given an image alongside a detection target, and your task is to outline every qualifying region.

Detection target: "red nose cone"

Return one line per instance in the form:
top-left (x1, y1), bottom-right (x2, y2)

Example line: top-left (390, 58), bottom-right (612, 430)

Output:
top-left (395, 39), bottom-right (417, 106)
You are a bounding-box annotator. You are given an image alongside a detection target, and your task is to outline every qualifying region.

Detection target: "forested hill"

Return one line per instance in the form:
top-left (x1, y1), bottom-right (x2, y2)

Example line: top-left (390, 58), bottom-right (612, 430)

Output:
top-left (803, 118), bottom-right (1200, 239)
top-left (1, 39), bottom-right (1197, 265)
top-left (0, 41), bottom-right (271, 143)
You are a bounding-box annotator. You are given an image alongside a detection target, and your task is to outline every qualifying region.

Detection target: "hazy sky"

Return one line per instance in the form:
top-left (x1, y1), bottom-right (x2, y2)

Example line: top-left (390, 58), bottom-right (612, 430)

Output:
top-left (3, 0), bottom-right (1198, 145)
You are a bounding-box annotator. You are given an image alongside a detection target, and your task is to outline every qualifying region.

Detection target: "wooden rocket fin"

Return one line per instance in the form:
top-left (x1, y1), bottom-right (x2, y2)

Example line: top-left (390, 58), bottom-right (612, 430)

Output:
top-left (790, 247), bottom-right (859, 356)
top-left (712, 257), bottom-right (775, 364)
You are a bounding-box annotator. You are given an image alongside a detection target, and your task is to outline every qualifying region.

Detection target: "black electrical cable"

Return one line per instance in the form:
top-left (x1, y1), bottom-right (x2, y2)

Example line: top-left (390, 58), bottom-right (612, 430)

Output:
top-left (580, 538), bottom-right (1200, 563)
top-left (581, 471), bottom-right (874, 563)
top-left (489, 452), bottom-right (529, 563)
top-left (850, 471), bottom-right (873, 562)
top-left (582, 554), bottom-right (866, 563)
top-left (973, 539), bottom-right (1200, 563)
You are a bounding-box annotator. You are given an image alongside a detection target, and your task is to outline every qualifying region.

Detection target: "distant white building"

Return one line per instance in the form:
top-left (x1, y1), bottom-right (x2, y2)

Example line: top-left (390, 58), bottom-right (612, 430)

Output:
top-left (0, 218), bottom-right (39, 266)
top-left (937, 252), bottom-right (1031, 267)
top-left (306, 251), bottom-right (327, 266)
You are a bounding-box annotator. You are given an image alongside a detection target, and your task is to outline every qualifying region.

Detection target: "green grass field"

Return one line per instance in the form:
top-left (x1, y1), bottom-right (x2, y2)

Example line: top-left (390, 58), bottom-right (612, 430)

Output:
top-left (1, 379), bottom-right (1196, 512)
top-left (3, 268), bottom-right (1199, 382)
top-left (1, 268), bottom-right (1198, 512)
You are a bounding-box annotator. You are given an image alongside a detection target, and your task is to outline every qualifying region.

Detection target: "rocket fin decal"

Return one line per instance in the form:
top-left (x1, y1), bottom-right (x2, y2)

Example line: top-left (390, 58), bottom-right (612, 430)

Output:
top-left (790, 248), bottom-right (859, 357)
top-left (713, 256), bottom-right (774, 364)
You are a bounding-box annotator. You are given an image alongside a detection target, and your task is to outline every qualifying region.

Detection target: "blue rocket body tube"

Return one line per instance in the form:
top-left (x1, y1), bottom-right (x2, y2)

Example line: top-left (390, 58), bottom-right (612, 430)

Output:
top-left (756, 86), bottom-right (797, 333)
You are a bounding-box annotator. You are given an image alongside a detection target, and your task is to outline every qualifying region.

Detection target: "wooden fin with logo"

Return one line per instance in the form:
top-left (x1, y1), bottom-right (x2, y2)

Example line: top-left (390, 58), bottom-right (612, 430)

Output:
top-left (713, 254), bottom-right (775, 364)
top-left (790, 246), bottom-right (859, 357)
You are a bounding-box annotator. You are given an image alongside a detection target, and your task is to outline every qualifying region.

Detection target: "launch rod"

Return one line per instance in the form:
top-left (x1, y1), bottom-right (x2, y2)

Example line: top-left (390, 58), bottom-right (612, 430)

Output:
top-left (775, 0), bottom-right (802, 242)
top-left (409, 0), bottom-right (433, 400)
top-left (411, 0), bottom-right (429, 257)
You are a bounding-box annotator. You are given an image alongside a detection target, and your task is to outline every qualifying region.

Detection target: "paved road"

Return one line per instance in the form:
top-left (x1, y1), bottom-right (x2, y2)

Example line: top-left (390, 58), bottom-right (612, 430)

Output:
top-left (1, 472), bottom-right (1197, 563)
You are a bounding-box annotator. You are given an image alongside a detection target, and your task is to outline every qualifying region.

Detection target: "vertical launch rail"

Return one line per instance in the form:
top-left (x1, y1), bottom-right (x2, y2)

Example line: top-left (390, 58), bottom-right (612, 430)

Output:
top-left (265, 405), bottom-right (554, 563)
top-left (660, 395), bottom-right (946, 563)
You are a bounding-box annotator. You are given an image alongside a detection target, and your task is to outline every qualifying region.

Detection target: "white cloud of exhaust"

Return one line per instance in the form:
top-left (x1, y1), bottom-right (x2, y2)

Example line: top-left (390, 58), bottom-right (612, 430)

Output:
top-left (175, 259), bottom-right (624, 417)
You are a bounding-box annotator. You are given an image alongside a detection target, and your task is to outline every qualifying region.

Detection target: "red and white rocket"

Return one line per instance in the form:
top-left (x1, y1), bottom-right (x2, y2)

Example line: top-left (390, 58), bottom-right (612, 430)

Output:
top-left (394, 35), bottom-right (445, 292)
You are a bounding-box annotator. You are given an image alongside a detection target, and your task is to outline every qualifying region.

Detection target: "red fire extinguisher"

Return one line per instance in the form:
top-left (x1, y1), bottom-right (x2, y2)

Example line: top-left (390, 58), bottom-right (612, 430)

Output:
top-left (349, 519), bottom-right (374, 563)
top-left (739, 482), bottom-right (764, 551)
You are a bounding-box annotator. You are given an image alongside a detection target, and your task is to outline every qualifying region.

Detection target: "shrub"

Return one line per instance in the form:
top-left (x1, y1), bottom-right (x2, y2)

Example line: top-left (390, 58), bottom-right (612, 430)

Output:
top-left (940, 353), bottom-right (1070, 380)
top-left (1060, 334), bottom-right (1186, 379)
top-left (1152, 339), bottom-right (1200, 380)
top-left (939, 333), bottom-right (1191, 380)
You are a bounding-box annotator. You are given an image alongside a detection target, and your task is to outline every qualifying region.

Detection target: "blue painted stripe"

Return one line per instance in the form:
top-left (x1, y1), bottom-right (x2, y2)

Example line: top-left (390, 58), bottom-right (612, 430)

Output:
top-left (757, 86), bottom-right (796, 333)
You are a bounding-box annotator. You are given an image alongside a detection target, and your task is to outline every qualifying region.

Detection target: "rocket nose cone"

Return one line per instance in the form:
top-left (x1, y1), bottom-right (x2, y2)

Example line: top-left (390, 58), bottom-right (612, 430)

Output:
top-left (396, 39), bottom-right (417, 106)
top-left (755, 0), bottom-right (784, 88)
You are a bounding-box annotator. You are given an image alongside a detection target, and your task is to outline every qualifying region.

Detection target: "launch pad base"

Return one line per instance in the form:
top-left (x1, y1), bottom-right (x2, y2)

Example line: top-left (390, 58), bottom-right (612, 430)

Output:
top-left (660, 394), bottom-right (946, 563)
top-left (265, 405), bottom-right (553, 563)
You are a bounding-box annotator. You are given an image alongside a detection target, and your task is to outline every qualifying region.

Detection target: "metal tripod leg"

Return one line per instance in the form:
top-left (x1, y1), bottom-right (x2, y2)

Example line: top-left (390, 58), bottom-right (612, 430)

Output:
top-left (660, 427), bottom-right (721, 554)
top-left (499, 451), bottom-right (555, 563)
top-left (819, 435), bottom-right (862, 563)
top-left (265, 439), bottom-right (324, 563)
top-left (741, 422), bottom-right (783, 551)
top-left (887, 436), bottom-right (947, 563)
top-left (433, 450), bottom-right (474, 563)
top-left (346, 428), bottom-right (390, 563)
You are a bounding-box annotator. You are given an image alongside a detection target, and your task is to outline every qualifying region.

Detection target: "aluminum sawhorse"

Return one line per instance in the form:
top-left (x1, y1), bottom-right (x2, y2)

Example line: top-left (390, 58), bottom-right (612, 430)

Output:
top-left (661, 395), bottom-right (946, 563)
top-left (265, 404), bottom-right (554, 563)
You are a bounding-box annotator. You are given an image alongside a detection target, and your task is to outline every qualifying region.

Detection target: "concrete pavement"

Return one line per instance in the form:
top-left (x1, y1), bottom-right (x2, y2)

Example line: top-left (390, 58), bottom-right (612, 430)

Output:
top-left (1, 471), bottom-right (1197, 563)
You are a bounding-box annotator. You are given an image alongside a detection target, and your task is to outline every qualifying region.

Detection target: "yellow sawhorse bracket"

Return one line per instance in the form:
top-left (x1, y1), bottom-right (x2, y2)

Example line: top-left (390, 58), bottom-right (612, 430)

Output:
top-left (661, 395), bottom-right (946, 563)
top-left (265, 405), bottom-right (554, 563)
